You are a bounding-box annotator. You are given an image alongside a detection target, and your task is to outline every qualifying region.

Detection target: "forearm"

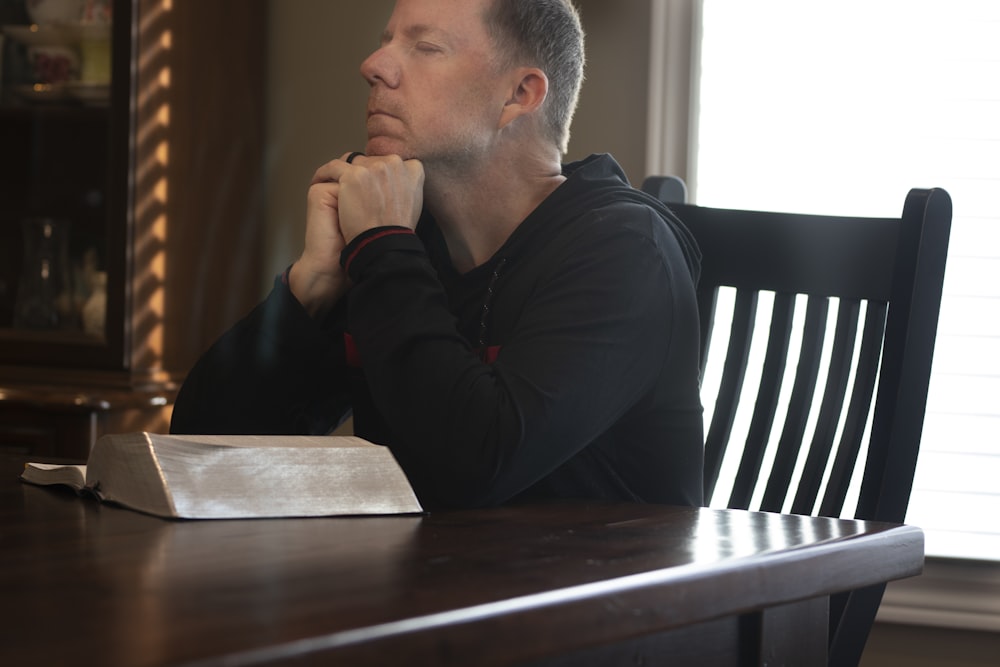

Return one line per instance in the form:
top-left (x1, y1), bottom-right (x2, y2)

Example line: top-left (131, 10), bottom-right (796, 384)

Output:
top-left (170, 278), bottom-right (352, 435)
top-left (347, 250), bottom-right (521, 503)
top-left (288, 258), bottom-right (350, 319)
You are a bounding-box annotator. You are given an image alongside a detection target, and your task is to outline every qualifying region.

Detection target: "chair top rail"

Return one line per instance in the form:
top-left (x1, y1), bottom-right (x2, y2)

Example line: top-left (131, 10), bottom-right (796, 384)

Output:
top-left (668, 203), bottom-right (900, 301)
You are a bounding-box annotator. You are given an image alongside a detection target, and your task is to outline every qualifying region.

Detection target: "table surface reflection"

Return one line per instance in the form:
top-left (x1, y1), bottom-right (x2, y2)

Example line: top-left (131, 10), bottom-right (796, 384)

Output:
top-left (0, 457), bottom-right (923, 666)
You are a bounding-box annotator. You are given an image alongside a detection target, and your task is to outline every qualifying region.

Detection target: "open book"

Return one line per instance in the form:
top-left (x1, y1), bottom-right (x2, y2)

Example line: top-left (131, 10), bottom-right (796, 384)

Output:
top-left (20, 432), bottom-right (423, 519)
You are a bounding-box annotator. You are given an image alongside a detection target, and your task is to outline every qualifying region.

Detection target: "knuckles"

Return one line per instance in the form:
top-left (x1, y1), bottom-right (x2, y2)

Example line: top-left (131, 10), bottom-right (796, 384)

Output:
top-left (341, 154), bottom-right (422, 190)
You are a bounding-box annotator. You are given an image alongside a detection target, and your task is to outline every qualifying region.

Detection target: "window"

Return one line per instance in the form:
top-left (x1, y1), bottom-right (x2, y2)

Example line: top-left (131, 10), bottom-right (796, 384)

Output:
top-left (660, 0), bottom-right (1000, 562)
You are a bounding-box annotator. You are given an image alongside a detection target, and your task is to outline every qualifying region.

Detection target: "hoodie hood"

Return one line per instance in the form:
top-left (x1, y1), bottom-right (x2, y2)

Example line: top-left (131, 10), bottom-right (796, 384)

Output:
top-left (556, 154), bottom-right (702, 285)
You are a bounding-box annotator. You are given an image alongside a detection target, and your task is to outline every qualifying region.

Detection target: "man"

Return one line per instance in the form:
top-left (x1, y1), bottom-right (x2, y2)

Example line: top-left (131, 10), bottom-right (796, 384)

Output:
top-left (171, 0), bottom-right (704, 510)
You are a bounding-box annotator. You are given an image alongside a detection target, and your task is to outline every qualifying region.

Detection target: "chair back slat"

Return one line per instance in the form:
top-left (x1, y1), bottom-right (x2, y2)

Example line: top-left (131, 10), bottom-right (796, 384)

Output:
top-left (759, 295), bottom-right (828, 512)
top-left (819, 302), bottom-right (888, 517)
top-left (791, 299), bottom-right (861, 515)
top-left (702, 290), bottom-right (757, 499)
top-left (726, 292), bottom-right (795, 509)
top-left (696, 287), bottom-right (719, 375)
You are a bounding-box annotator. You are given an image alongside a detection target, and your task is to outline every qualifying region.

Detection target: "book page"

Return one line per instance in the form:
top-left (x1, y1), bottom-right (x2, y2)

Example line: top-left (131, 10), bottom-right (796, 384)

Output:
top-left (155, 438), bottom-right (423, 518)
top-left (20, 463), bottom-right (88, 492)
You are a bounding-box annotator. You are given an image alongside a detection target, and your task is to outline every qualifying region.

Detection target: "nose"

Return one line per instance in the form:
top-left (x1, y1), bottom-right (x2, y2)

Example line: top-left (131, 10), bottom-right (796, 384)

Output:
top-left (360, 45), bottom-right (399, 88)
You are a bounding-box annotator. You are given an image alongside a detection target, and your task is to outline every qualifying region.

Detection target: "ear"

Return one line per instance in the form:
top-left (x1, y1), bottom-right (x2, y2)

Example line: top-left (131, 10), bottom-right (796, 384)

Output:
top-left (498, 67), bottom-right (548, 130)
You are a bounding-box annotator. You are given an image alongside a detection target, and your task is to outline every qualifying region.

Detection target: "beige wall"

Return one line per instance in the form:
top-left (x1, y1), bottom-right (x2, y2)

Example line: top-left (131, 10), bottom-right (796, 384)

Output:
top-left (263, 1), bottom-right (394, 285)
top-left (568, 0), bottom-right (651, 181)
top-left (262, 0), bottom-right (652, 287)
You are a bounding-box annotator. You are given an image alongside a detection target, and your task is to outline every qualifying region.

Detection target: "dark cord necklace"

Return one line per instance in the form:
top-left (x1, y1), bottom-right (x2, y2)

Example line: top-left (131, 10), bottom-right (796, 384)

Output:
top-left (477, 257), bottom-right (507, 353)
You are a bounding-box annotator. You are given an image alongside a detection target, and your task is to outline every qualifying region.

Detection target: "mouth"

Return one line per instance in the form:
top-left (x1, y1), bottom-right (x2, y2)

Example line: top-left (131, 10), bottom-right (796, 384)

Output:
top-left (367, 106), bottom-right (399, 121)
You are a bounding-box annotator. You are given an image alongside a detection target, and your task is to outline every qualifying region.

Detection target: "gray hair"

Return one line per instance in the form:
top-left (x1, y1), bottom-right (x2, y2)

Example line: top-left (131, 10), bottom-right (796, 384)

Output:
top-left (483, 0), bottom-right (586, 154)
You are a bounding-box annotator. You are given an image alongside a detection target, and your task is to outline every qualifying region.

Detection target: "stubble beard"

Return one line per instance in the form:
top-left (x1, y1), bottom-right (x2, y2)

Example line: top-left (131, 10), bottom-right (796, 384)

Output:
top-left (366, 103), bottom-right (496, 180)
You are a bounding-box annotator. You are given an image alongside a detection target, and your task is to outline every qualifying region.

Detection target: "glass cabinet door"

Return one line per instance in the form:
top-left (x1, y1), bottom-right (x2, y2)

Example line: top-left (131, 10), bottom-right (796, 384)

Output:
top-left (0, 0), bottom-right (128, 369)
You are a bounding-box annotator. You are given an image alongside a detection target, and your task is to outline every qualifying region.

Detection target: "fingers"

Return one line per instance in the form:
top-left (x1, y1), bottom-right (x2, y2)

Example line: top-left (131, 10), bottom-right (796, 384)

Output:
top-left (308, 152), bottom-right (424, 245)
top-left (295, 178), bottom-right (349, 316)
top-left (312, 152), bottom-right (421, 185)
top-left (309, 152), bottom-right (362, 186)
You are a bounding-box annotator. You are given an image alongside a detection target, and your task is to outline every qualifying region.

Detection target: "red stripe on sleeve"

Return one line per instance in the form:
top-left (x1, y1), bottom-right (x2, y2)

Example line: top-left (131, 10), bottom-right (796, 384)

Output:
top-left (343, 228), bottom-right (416, 274)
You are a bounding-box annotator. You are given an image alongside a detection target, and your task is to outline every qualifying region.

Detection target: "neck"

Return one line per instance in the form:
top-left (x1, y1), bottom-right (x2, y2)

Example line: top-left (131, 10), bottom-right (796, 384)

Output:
top-left (424, 146), bottom-right (566, 274)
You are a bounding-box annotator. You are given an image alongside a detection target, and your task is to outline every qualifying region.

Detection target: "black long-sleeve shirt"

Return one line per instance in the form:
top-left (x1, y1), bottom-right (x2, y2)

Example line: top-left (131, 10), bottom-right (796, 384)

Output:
top-left (171, 154), bottom-right (704, 509)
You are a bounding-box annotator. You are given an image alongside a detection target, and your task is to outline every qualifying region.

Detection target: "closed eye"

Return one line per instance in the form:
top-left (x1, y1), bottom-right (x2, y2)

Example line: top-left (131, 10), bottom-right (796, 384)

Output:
top-left (415, 41), bottom-right (444, 54)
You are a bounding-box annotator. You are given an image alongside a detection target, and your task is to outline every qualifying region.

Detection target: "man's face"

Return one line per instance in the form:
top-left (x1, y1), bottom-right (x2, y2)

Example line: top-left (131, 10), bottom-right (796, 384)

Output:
top-left (360, 0), bottom-right (508, 170)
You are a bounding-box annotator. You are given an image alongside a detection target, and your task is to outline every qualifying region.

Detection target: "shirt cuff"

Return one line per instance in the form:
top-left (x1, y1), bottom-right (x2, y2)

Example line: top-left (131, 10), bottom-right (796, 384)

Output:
top-left (340, 226), bottom-right (421, 280)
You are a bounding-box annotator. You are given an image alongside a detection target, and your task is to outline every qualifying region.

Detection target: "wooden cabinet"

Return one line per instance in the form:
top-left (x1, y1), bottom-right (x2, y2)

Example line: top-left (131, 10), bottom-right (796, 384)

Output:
top-left (0, 0), bottom-right (267, 458)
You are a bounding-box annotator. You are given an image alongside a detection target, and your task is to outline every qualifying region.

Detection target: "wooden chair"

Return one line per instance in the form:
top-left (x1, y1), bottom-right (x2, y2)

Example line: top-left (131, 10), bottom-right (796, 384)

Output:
top-left (641, 176), bottom-right (952, 666)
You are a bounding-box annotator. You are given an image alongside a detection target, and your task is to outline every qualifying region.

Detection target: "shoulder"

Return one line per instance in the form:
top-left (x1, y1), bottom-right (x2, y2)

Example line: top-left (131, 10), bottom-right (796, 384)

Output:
top-left (549, 196), bottom-right (689, 274)
top-left (551, 154), bottom-right (696, 266)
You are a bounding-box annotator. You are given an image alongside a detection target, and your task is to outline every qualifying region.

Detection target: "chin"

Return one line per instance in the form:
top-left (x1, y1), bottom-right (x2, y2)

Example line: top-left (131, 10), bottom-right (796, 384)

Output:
top-left (365, 137), bottom-right (412, 159)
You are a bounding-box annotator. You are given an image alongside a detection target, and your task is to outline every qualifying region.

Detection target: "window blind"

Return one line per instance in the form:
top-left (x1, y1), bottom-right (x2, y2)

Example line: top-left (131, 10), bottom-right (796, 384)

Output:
top-left (689, 0), bottom-right (1000, 560)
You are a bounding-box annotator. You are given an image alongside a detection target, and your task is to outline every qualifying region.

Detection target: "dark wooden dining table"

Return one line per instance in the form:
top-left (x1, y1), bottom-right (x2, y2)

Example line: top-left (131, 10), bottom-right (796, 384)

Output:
top-left (0, 455), bottom-right (923, 666)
